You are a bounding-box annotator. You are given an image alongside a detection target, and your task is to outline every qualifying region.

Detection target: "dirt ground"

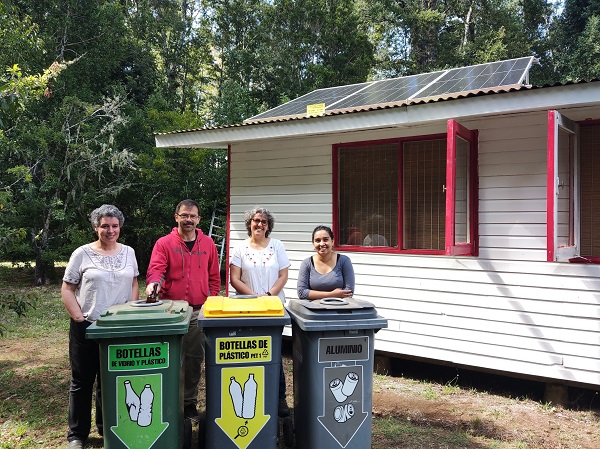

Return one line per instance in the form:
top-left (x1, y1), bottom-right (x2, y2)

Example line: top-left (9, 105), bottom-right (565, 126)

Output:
top-left (370, 372), bottom-right (600, 449)
top-left (285, 341), bottom-right (600, 449)
top-left (1, 335), bottom-right (599, 449)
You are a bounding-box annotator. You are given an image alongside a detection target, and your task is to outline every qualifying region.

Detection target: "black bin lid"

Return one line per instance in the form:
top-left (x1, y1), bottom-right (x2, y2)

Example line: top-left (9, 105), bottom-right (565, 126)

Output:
top-left (287, 298), bottom-right (387, 332)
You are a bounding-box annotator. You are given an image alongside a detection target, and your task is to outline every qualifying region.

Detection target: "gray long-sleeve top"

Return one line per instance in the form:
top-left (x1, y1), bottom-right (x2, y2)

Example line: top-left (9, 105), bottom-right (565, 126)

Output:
top-left (296, 254), bottom-right (355, 299)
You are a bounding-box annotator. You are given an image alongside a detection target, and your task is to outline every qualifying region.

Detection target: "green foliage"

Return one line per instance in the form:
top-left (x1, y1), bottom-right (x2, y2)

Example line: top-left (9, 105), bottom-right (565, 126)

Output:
top-left (553, 10), bottom-right (600, 81)
top-left (0, 0), bottom-right (597, 286)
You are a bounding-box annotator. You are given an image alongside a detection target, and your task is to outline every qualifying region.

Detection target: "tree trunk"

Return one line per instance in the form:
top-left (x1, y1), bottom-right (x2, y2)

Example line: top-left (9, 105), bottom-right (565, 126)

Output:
top-left (31, 209), bottom-right (52, 286)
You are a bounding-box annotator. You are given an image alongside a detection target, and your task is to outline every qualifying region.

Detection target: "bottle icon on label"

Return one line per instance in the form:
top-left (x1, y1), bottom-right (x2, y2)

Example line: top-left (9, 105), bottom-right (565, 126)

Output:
top-left (229, 377), bottom-right (243, 418)
top-left (137, 384), bottom-right (154, 427)
top-left (241, 374), bottom-right (257, 419)
top-left (124, 380), bottom-right (141, 421)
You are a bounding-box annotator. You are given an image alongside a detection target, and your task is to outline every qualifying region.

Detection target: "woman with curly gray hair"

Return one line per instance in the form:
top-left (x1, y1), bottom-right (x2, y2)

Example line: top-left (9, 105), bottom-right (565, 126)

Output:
top-left (61, 204), bottom-right (139, 449)
top-left (229, 205), bottom-right (291, 417)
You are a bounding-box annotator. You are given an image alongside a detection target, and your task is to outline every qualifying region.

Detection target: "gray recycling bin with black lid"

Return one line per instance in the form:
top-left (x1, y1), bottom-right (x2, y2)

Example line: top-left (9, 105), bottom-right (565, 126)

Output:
top-left (287, 297), bottom-right (387, 449)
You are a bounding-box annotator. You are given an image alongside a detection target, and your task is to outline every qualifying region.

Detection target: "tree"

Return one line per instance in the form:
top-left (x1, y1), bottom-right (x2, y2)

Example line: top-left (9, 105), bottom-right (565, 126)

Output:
top-left (360, 0), bottom-right (548, 77)
top-left (551, 0), bottom-right (600, 81)
top-left (3, 94), bottom-right (136, 284)
top-left (259, 0), bottom-right (374, 106)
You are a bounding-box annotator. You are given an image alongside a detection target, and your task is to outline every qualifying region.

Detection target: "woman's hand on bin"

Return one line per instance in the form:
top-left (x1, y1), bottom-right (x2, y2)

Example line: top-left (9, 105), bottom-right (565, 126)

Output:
top-left (332, 288), bottom-right (353, 298)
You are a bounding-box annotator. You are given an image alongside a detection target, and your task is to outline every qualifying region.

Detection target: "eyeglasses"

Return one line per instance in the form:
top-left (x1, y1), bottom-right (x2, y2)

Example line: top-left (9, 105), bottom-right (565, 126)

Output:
top-left (252, 218), bottom-right (268, 226)
top-left (177, 213), bottom-right (199, 220)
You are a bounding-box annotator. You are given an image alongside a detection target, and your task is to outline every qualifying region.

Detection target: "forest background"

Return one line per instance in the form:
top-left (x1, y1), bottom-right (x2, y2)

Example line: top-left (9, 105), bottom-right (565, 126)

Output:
top-left (1, 0), bottom-right (600, 294)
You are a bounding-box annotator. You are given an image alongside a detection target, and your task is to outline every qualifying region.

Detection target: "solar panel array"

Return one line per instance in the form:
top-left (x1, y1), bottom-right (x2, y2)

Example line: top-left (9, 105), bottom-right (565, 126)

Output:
top-left (246, 56), bottom-right (536, 122)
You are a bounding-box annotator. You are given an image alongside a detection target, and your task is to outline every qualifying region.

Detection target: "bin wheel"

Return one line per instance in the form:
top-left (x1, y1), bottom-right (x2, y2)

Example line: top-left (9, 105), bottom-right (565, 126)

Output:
top-left (183, 418), bottom-right (192, 449)
top-left (197, 413), bottom-right (206, 449)
top-left (282, 416), bottom-right (294, 448)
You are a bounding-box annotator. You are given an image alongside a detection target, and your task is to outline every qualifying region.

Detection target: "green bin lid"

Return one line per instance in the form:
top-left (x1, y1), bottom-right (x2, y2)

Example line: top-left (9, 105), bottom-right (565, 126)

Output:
top-left (287, 298), bottom-right (387, 332)
top-left (86, 300), bottom-right (191, 339)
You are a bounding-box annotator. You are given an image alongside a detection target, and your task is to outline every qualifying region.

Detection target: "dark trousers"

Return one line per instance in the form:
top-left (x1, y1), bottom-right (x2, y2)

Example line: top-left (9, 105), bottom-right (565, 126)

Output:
top-left (183, 309), bottom-right (205, 407)
top-left (280, 363), bottom-right (286, 398)
top-left (67, 319), bottom-right (102, 442)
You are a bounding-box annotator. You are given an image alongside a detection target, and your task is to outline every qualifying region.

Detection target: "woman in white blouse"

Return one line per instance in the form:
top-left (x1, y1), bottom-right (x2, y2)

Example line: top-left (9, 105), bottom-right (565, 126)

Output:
top-left (61, 205), bottom-right (139, 449)
top-left (229, 206), bottom-right (291, 417)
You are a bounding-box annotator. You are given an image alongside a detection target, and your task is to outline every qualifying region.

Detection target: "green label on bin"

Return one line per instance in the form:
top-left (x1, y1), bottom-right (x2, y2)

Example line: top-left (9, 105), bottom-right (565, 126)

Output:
top-left (216, 336), bottom-right (272, 364)
top-left (111, 373), bottom-right (169, 449)
top-left (108, 343), bottom-right (169, 371)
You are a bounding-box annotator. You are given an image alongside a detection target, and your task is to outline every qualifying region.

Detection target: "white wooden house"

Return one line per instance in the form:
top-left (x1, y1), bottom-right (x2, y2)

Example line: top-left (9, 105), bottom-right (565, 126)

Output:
top-left (156, 58), bottom-right (600, 389)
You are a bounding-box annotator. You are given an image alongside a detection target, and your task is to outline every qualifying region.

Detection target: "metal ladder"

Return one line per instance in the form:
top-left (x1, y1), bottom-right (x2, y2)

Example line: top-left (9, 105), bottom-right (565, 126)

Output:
top-left (208, 204), bottom-right (226, 270)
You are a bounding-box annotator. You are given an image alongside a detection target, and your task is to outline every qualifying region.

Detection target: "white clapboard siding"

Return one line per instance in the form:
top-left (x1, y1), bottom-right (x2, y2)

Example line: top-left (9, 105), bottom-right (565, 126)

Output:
top-left (227, 107), bottom-right (600, 387)
top-left (479, 149), bottom-right (546, 165)
top-left (479, 211), bottom-right (545, 224)
top-left (479, 199), bottom-right (546, 212)
top-left (480, 223), bottom-right (547, 236)
top-left (477, 248), bottom-right (547, 260)
top-left (231, 183), bottom-right (331, 195)
top-left (479, 174), bottom-right (546, 189)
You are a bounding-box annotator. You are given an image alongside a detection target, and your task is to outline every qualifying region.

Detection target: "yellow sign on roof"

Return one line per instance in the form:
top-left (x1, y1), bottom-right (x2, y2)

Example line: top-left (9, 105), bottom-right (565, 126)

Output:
top-left (306, 103), bottom-right (326, 117)
top-left (202, 296), bottom-right (284, 318)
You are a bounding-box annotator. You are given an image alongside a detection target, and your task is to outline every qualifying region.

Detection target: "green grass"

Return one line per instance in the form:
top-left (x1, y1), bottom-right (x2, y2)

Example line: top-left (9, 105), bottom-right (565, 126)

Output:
top-left (0, 267), bottom-right (71, 448)
top-left (0, 266), bottom-right (596, 449)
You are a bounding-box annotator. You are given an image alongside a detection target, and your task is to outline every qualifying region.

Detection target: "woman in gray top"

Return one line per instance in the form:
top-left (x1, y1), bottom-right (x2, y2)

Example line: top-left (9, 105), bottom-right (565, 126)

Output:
top-left (61, 205), bottom-right (139, 449)
top-left (297, 225), bottom-right (355, 300)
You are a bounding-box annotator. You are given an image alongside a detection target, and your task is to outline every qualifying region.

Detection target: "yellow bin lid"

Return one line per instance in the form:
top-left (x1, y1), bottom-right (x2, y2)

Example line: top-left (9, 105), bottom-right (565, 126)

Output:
top-left (202, 295), bottom-right (284, 318)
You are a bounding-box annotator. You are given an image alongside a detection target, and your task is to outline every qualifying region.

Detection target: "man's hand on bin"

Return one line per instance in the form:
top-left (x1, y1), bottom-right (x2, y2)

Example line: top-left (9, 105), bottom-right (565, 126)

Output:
top-left (145, 282), bottom-right (161, 297)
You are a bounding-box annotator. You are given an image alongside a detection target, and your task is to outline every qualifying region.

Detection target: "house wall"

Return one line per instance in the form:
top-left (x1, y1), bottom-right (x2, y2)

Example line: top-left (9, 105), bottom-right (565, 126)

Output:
top-left (227, 109), bottom-right (600, 388)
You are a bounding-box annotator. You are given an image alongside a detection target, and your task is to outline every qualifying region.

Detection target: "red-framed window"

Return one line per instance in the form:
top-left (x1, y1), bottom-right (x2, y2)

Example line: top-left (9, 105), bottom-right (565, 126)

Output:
top-left (333, 120), bottom-right (478, 256)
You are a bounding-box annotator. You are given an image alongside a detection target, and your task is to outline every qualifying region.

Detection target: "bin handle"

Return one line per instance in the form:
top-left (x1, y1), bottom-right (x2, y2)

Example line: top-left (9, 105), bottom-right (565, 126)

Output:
top-left (319, 298), bottom-right (349, 306)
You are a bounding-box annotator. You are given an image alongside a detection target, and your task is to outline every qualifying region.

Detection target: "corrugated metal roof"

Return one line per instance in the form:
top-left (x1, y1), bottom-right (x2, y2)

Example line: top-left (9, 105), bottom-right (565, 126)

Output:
top-left (155, 79), bottom-right (599, 136)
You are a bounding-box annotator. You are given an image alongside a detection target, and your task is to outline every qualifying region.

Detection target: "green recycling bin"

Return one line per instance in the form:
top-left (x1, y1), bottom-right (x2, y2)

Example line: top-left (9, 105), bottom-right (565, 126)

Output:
top-left (86, 299), bottom-right (191, 449)
top-left (287, 297), bottom-right (387, 449)
top-left (199, 295), bottom-right (291, 449)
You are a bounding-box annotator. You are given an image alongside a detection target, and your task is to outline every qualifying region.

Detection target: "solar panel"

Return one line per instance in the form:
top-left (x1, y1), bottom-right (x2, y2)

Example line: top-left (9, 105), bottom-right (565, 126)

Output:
top-left (410, 57), bottom-right (535, 99)
top-left (330, 71), bottom-right (444, 110)
top-left (245, 56), bottom-right (536, 122)
top-left (248, 82), bottom-right (372, 121)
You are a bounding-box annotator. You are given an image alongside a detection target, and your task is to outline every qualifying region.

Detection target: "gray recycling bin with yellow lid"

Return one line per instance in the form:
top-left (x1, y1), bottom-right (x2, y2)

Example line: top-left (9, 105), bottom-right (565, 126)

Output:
top-left (287, 297), bottom-right (387, 449)
top-left (199, 295), bottom-right (291, 449)
top-left (86, 299), bottom-right (191, 449)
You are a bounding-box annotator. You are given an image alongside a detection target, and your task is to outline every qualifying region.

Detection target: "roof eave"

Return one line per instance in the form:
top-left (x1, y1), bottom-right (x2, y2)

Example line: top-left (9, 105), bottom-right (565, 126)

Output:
top-left (154, 82), bottom-right (600, 149)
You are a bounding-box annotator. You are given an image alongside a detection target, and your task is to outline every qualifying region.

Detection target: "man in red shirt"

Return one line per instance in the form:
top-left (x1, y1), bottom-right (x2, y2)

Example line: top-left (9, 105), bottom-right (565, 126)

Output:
top-left (146, 199), bottom-right (221, 418)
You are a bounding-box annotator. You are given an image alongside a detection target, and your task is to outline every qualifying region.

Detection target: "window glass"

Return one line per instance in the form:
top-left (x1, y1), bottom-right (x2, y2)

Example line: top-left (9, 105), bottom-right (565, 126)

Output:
top-left (454, 136), bottom-right (470, 244)
top-left (403, 139), bottom-right (446, 250)
top-left (338, 144), bottom-right (398, 247)
top-left (556, 127), bottom-right (573, 248)
top-left (580, 125), bottom-right (600, 255)
top-left (336, 123), bottom-right (477, 255)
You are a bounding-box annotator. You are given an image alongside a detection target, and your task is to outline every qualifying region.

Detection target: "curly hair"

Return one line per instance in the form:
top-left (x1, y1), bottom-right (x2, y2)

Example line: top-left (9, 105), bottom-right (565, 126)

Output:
top-left (244, 206), bottom-right (275, 237)
top-left (90, 204), bottom-right (125, 228)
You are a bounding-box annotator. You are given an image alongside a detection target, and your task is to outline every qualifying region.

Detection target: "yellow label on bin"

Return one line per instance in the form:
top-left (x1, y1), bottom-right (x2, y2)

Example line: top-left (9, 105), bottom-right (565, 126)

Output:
top-left (216, 336), bottom-right (272, 364)
top-left (203, 296), bottom-right (284, 317)
top-left (216, 366), bottom-right (269, 448)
